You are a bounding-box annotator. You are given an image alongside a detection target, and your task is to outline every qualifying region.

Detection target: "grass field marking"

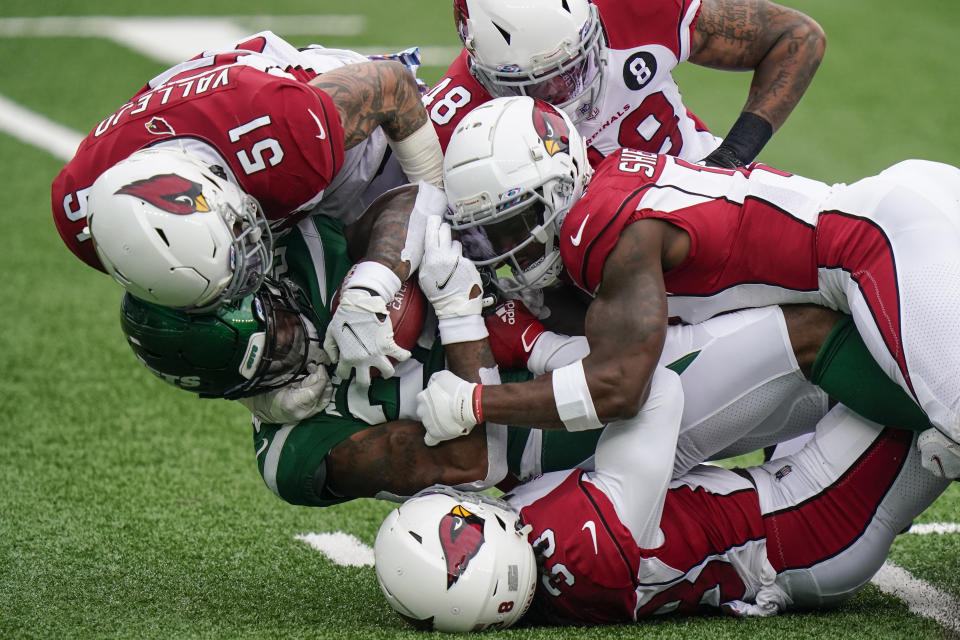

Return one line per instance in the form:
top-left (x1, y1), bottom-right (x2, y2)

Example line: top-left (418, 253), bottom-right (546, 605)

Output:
top-left (298, 527), bottom-right (960, 631)
top-left (295, 532), bottom-right (375, 567)
top-left (871, 561), bottom-right (960, 633)
top-left (905, 522), bottom-right (960, 535)
top-left (0, 16), bottom-right (459, 67)
top-left (0, 16), bottom-right (366, 65)
top-left (0, 93), bottom-right (81, 161)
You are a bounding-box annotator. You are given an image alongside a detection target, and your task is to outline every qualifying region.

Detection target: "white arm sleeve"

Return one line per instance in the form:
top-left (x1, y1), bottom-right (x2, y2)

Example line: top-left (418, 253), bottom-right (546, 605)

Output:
top-left (388, 120), bottom-right (444, 186)
top-left (584, 367), bottom-right (684, 549)
top-left (526, 332), bottom-right (590, 375)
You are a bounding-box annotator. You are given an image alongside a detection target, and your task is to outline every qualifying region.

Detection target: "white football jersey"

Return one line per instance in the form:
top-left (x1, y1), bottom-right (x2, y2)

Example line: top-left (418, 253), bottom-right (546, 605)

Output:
top-left (429, 0), bottom-right (721, 165)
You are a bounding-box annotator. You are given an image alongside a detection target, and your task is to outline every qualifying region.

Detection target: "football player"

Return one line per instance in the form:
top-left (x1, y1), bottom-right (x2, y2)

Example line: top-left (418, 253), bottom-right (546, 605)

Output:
top-left (118, 191), bottom-right (928, 506)
top-left (51, 31), bottom-right (445, 383)
top-left (422, 96), bottom-right (960, 480)
top-left (376, 374), bottom-right (951, 631)
top-left (427, 0), bottom-right (825, 167)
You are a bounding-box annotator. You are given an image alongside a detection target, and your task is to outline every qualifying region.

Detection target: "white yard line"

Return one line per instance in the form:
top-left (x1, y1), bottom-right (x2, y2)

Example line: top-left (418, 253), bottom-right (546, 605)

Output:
top-left (871, 562), bottom-right (960, 633)
top-left (295, 532), bottom-right (375, 567)
top-left (0, 16), bottom-right (458, 66)
top-left (905, 522), bottom-right (960, 535)
top-left (0, 15), bottom-right (459, 162)
top-left (0, 16), bottom-right (363, 64)
top-left (0, 94), bottom-right (82, 162)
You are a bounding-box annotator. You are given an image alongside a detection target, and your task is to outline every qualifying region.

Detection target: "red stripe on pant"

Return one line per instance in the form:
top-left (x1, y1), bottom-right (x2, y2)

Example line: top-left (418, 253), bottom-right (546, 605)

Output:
top-left (817, 212), bottom-right (913, 397)
top-left (762, 427), bottom-right (912, 571)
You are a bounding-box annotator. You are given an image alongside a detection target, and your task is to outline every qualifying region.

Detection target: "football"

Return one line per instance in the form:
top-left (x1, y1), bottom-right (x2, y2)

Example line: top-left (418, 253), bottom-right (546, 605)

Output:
top-left (331, 268), bottom-right (428, 375)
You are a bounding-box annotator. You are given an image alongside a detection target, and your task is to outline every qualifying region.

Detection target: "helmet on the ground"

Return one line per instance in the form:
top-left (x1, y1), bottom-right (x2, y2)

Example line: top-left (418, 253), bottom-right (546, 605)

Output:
top-left (454, 0), bottom-right (606, 122)
top-left (375, 485), bottom-right (537, 632)
top-left (87, 146), bottom-right (272, 313)
top-left (443, 96), bottom-right (591, 293)
top-left (120, 278), bottom-right (323, 399)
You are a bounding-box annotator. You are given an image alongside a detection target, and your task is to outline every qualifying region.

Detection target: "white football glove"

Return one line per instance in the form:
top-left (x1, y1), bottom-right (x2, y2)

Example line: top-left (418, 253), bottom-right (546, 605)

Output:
top-left (918, 427), bottom-right (960, 479)
top-left (416, 370), bottom-right (480, 446)
top-left (419, 217), bottom-right (486, 344)
top-left (323, 288), bottom-right (411, 386)
top-left (238, 364), bottom-right (333, 424)
top-left (419, 216), bottom-right (483, 318)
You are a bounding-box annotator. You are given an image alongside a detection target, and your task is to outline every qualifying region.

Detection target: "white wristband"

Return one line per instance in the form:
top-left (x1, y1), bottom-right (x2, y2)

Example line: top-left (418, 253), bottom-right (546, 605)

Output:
top-left (388, 120), bottom-right (444, 187)
top-left (437, 315), bottom-right (488, 345)
top-left (552, 359), bottom-right (603, 432)
top-left (346, 260), bottom-right (401, 300)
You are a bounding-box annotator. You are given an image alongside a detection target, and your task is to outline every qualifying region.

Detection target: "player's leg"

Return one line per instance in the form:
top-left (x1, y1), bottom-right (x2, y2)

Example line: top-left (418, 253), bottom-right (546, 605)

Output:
top-left (664, 306), bottom-right (827, 475)
top-left (748, 405), bottom-right (949, 608)
top-left (821, 160), bottom-right (960, 442)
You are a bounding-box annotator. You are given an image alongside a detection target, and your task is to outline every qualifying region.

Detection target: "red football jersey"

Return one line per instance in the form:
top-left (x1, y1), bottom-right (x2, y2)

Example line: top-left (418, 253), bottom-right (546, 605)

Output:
top-left (51, 38), bottom-right (345, 272)
top-left (426, 0), bottom-right (718, 165)
top-left (515, 468), bottom-right (763, 624)
top-left (558, 150), bottom-right (831, 302)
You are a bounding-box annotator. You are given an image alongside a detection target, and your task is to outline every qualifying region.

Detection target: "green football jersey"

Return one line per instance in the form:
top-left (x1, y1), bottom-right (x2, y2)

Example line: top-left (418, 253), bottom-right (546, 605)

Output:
top-left (251, 216), bottom-right (602, 507)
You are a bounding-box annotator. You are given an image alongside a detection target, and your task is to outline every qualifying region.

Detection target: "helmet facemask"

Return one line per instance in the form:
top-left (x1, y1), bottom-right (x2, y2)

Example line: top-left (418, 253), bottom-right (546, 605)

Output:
top-left (121, 276), bottom-right (324, 400)
top-left (185, 174), bottom-right (272, 314)
top-left (225, 277), bottom-right (324, 399)
top-left (456, 186), bottom-right (569, 294)
top-left (444, 96), bottom-right (592, 294)
top-left (466, 2), bottom-right (607, 123)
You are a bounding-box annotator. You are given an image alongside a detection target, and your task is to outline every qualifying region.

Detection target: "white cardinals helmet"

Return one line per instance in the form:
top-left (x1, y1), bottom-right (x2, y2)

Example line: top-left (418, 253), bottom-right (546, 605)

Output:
top-left (374, 486), bottom-right (537, 633)
top-left (87, 146), bottom-right (272, 312)
top-left (443, 96), bottom-right (591, 293)
top-left (454, 0), bottom-right (607, 122)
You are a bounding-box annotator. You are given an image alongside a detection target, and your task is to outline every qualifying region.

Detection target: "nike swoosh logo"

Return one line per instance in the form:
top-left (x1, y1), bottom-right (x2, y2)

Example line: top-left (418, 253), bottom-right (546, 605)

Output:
top-left (307, 108), bottom-right (326, 140)
top-left (255, 438), bottom-right (269, 457)
top-left (570, 214), bottom-right (590, 247)
top-left (435, 256), bottom-right (459, 290)
top-left (520, 324), bottom-right (539, 353)
top-left (582, 520), bottom-right (598, 554)
top-left (342, 324), bottom-right (372, 355)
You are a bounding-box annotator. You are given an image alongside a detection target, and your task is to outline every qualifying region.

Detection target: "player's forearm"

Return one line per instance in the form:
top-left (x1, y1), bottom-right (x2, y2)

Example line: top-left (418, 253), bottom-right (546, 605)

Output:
top-left (478, 349), bottom-right (656, 429)
top-left (740, 7), bottom-right (825, 130)
top-left (444, 339), bottom-right (497, 384)
top-left (353, 185), bottom-right (419, 281)
top-left (691, 0), bottom-right (826, 131)
top-left (312, 60), bottom-right (428, 148)
top-left (326, 420), bottom-right (488, 497)
top-left (479, 375), bottom-right (567, 429)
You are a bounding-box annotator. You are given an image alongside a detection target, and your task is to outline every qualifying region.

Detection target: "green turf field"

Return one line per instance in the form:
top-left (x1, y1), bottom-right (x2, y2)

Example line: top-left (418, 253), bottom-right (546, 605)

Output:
top-left (1, 1), bottom-right (958, 638)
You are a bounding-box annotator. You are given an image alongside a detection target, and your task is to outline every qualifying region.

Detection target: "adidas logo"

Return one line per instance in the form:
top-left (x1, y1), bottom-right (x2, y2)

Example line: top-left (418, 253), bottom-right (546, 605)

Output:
top-left (495, 302), bottom-right (517, 325)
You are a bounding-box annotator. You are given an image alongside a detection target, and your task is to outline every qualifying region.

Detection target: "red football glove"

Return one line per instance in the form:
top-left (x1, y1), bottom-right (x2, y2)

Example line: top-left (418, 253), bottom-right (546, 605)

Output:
top-left (484, 300), bottom-right (546, 369)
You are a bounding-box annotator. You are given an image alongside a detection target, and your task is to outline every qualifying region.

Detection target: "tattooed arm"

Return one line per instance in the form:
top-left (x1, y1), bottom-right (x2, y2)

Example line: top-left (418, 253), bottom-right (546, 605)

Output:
top-left (310, 59), bottom-right (427, 148)
top-left (344, 184), bottom-right (420, 280)
top-left (691, 0), bottom-right (826, 165)
top-left (310, 60), bottom-right (443, 184)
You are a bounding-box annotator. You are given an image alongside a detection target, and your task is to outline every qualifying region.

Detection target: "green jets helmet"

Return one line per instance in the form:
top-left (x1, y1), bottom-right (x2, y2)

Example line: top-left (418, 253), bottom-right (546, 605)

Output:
top-left (120, 277), bottom-right (324, 399)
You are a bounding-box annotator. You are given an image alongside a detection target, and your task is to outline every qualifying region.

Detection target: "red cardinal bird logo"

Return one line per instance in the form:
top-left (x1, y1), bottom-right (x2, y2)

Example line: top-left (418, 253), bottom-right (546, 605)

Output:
top-left (438, 504), bottom-right (486, 589)
top-left (116, 174), bottom-right (211, 215)
top-left (145, 117), bottom-right (175, 136)
top-left (531, 100), bottom-right (571, 157)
